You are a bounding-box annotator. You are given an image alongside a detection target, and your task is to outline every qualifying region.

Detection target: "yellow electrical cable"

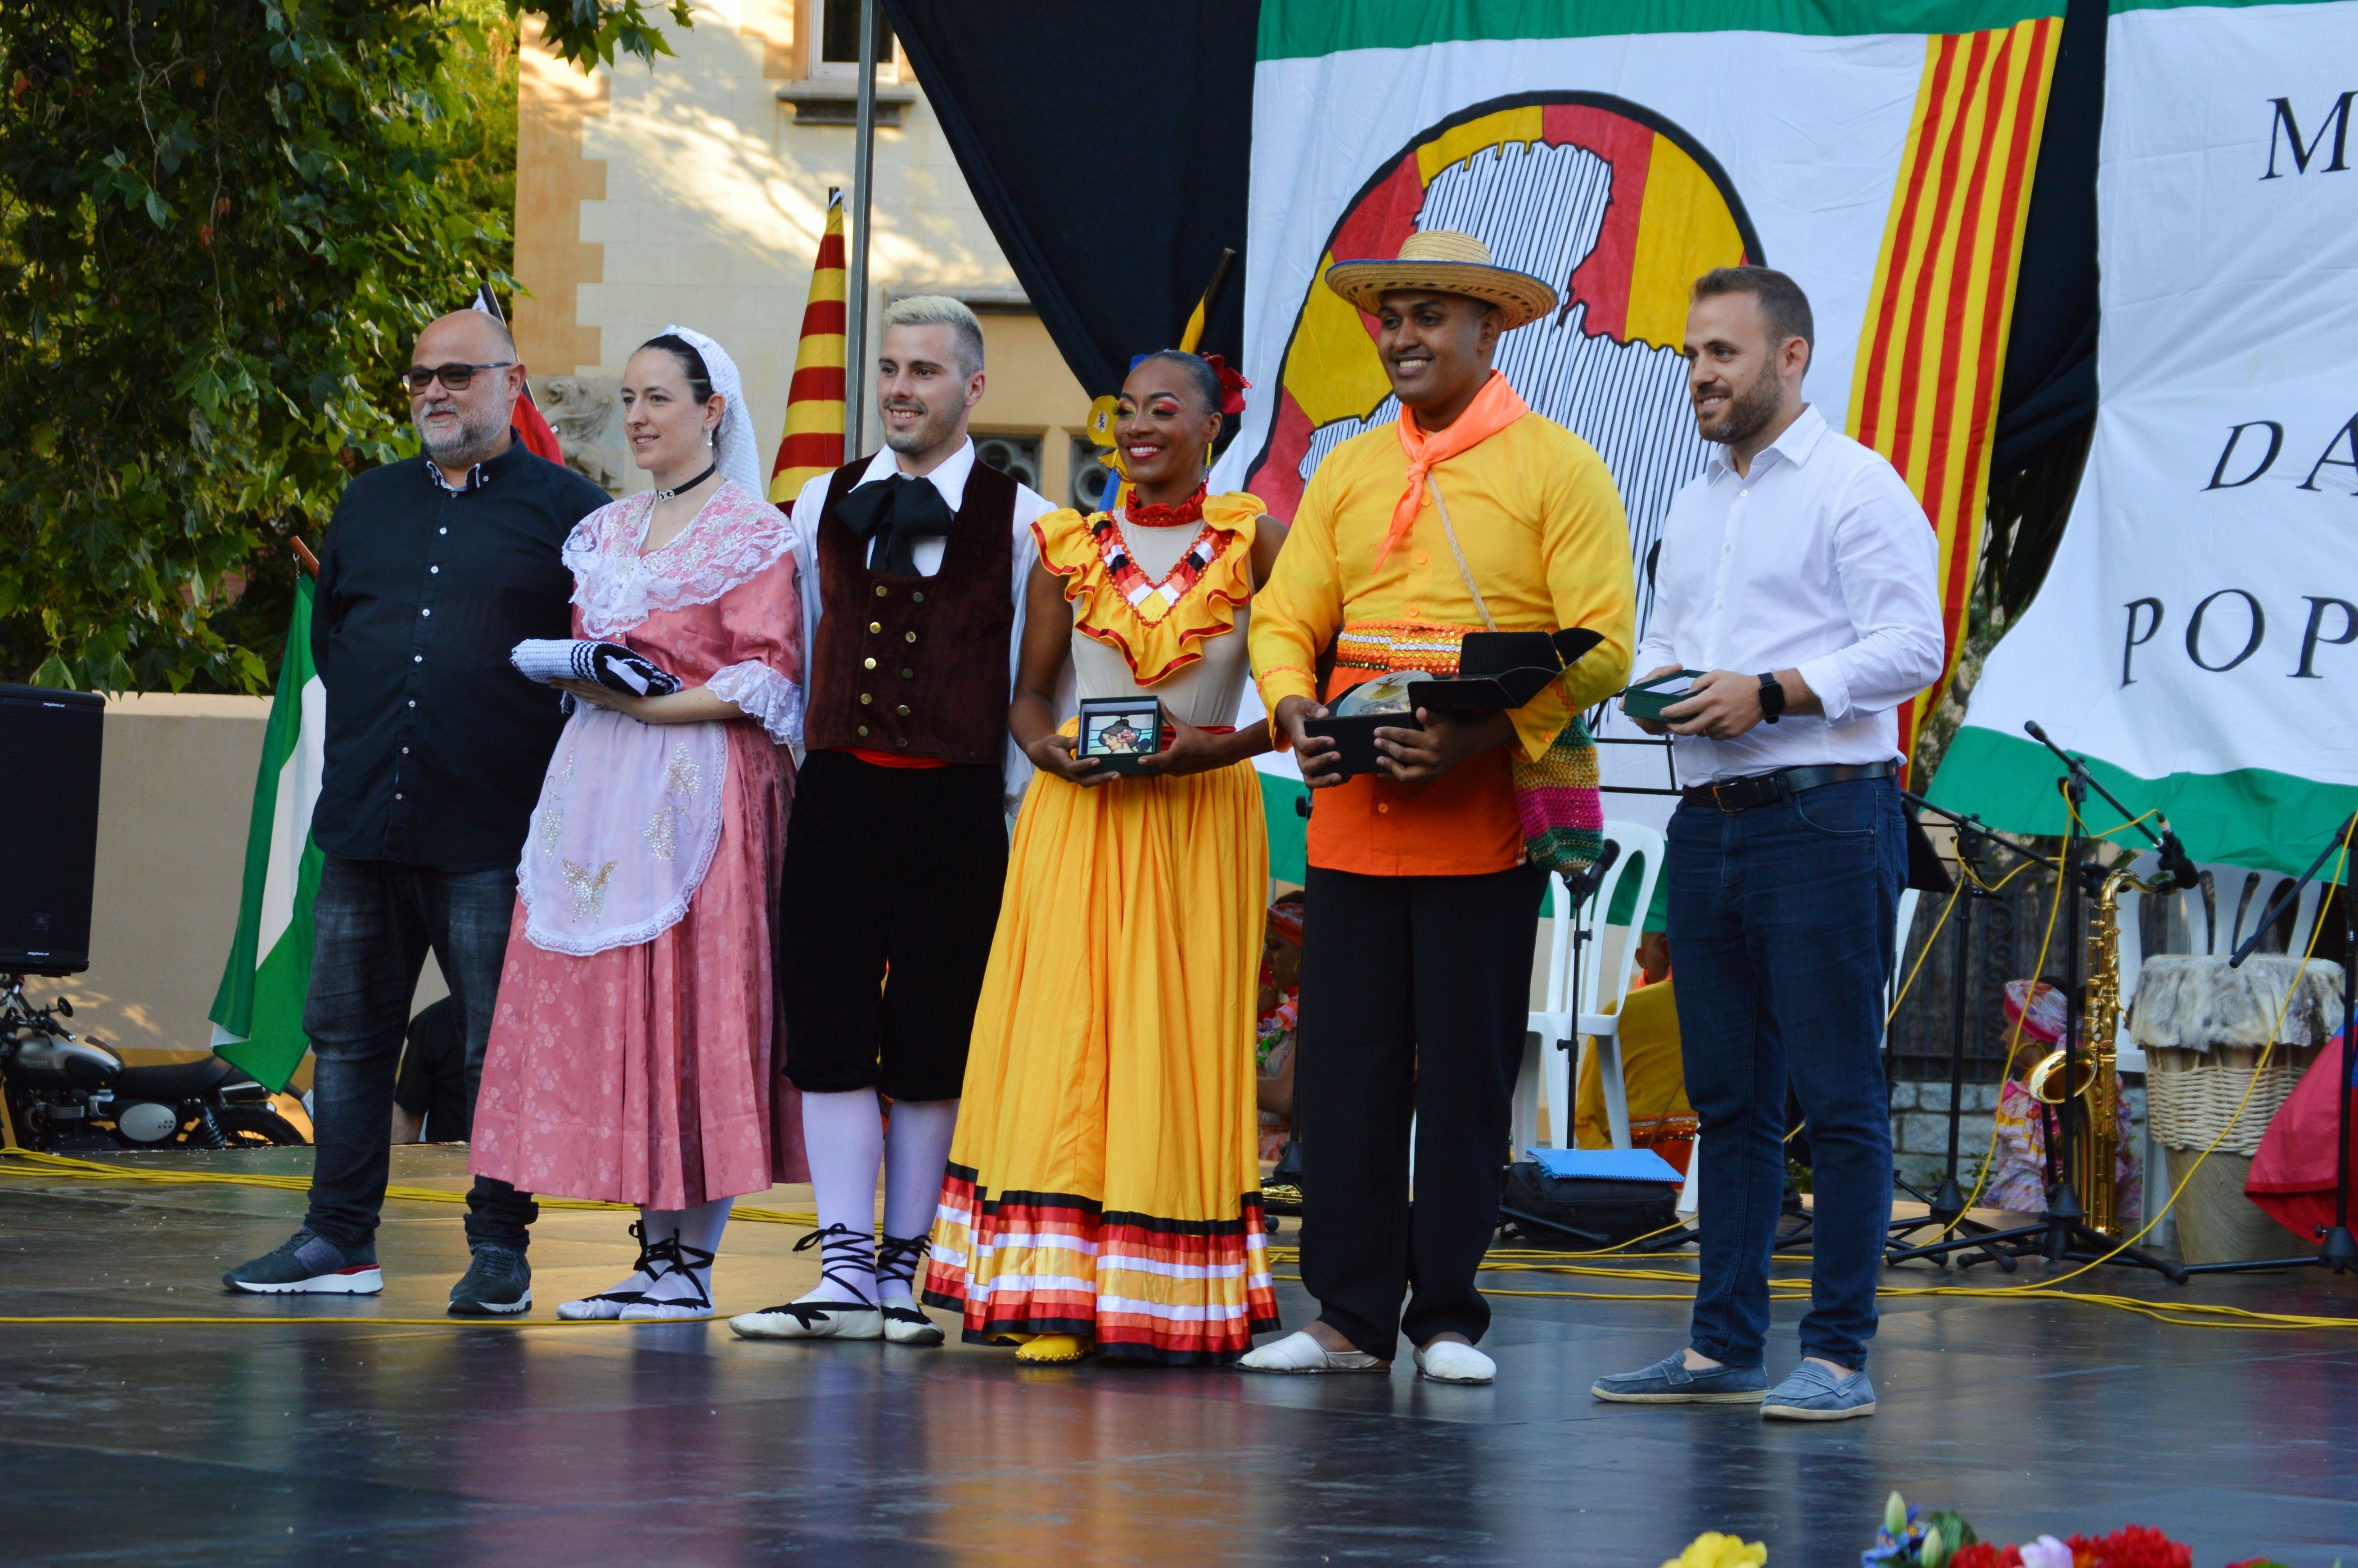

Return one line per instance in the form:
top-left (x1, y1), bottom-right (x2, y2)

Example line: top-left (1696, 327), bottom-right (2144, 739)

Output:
top-left (0, 1148), bottom-right (817, 1227)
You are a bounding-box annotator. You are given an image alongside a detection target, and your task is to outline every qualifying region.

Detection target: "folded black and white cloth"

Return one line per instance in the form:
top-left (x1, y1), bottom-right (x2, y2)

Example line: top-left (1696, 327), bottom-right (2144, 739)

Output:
top-left (510, 638), bottom-right (682, 698)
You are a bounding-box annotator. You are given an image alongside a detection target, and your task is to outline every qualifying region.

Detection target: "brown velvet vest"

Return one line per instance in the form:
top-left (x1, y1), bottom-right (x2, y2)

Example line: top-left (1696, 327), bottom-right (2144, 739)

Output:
top-left (805, 457), bottom-right (1018, 764)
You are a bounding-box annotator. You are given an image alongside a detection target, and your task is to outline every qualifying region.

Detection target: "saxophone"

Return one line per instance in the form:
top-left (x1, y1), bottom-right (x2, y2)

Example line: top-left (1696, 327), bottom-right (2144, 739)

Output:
top-left (2030, 863), bottom-right (2173, 1235)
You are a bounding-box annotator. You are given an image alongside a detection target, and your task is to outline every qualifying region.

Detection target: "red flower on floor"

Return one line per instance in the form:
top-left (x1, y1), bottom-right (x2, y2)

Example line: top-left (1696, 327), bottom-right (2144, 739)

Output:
top-left (2064, 1527), bottom-right (2192, 1568)
top-left (1949, 1545), bottom-right (2023, 1568)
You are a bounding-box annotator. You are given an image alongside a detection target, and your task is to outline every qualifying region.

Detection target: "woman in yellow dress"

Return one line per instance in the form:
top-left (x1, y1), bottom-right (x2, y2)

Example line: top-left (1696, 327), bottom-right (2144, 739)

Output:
top-left (922, 350), bottom-right (1287, 1364)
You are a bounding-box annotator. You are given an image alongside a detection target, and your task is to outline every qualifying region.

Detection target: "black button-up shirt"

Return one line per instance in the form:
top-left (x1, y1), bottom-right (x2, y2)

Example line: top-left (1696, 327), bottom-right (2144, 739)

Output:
top-left (308, 435), bottom-right (610, 871)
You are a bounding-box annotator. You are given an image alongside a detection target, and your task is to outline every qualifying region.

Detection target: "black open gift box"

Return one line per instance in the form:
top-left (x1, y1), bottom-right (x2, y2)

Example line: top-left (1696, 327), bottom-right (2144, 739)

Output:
top-left (1301, 627), bottom-right (1603, 779)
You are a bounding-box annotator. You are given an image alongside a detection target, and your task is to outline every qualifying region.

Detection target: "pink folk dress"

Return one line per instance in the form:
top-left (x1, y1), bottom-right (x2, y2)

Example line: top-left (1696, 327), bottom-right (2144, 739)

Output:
top-left (470, 478), bottom-right (810, 1207)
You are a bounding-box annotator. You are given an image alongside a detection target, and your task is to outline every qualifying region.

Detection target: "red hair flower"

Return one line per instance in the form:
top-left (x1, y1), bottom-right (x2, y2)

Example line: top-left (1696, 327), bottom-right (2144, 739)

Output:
top-left (1202, 353), bottom-right (1251, 417)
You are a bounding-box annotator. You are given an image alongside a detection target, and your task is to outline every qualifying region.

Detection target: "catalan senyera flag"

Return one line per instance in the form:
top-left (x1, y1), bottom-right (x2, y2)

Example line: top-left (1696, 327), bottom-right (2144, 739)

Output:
top-left (771, 191), bottom-right (848, 503)
top-left (1220, 0), bottom-right (2067, 798)
top-left (1849, 17), bottom-right (2060, 775)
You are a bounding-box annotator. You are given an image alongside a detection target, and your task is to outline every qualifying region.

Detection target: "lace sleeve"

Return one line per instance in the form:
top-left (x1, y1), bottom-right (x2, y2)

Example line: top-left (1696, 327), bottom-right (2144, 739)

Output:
top-left (706, 660), bottom-right (804, 747)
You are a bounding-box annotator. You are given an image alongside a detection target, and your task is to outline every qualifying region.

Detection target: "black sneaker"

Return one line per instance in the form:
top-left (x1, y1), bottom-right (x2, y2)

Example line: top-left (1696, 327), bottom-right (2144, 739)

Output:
top-left (223, 1229), bottom-right (383, 1295)
top-left (448, 1243), bottom-right (532, 1316)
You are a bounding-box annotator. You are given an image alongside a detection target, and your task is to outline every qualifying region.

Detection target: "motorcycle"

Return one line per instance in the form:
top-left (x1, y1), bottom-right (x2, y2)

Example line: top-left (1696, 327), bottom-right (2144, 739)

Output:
top-left (0, 975), bottom-right (307, 1151)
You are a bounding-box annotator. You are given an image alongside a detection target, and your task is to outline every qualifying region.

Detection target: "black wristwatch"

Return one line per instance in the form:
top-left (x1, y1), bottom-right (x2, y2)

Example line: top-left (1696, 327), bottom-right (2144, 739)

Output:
top-left (1756, 671), bottom-right (1785, 725)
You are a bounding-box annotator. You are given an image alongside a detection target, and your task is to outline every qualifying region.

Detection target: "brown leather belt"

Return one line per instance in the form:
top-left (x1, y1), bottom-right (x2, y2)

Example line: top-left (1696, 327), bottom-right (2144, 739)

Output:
top-left (1679, 760), bottom-right (1896, 813)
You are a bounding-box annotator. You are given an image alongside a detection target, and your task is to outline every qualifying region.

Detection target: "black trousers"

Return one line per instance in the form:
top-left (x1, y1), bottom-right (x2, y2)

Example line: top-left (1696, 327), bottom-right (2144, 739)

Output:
top-left (1296, 863), bottom-right (1545, 1357)
top-left (777, 750), bottom-right (1009, 1102)
top-left (301, 856), bottom-right (537, 1252)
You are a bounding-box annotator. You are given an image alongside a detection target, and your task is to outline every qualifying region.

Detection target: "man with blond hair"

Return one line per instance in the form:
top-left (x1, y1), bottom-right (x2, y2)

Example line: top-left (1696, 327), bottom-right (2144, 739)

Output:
top-left (731, 296), bottom-right (1055, 1347)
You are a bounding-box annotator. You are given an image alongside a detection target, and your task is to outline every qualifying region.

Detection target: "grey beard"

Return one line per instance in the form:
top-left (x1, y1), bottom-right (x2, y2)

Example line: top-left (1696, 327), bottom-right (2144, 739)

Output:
top-left (417, 403), bottom-right (510, 468)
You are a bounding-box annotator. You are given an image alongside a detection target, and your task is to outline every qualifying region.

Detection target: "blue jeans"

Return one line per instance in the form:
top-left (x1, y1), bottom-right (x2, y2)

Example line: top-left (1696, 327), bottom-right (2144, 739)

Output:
top-left (1668, 777), bottom-right (1903, 1371)
top-left (301, 856), bottom-right (537, 1252)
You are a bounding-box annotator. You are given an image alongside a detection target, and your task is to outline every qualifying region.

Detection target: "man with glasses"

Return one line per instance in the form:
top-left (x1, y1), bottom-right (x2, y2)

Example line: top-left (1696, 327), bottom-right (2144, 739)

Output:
top-left (224, 310), bottom-right (609, 1313)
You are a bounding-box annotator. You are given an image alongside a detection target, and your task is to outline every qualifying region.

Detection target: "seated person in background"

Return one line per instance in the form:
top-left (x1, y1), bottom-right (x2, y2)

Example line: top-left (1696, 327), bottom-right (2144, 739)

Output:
top-left (1257, 892), bottom-right (1305, 1163)
top-left (390, 997), bottom-right (469, 1145)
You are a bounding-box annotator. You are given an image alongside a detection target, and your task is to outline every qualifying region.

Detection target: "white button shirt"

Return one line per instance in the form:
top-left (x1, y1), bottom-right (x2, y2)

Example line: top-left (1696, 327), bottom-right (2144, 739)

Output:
top-left (788, 438), bottom-right (1055, 799)
top-left (1633, 405), bottom-right (1945, 787)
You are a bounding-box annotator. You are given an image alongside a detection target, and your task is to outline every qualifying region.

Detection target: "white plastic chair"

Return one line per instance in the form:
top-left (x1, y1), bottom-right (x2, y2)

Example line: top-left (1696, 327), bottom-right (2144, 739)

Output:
top-left (1515, 820), bottom-right (1665, 1153)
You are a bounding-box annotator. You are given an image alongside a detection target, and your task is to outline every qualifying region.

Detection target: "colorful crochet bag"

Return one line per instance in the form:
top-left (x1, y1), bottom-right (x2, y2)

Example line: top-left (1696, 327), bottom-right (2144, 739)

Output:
top-left (1425, 475), bottom-right (1605, 878)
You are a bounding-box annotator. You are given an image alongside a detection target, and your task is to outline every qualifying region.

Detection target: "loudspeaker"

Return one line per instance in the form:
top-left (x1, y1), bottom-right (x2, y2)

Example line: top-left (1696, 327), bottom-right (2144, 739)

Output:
top-left (0, 684), bottom-right (105, 976)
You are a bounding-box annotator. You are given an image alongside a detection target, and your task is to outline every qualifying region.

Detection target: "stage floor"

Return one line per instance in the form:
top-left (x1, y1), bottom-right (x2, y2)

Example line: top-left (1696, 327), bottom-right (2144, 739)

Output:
top-left (2, 1146), bottom-right (2354, 1566)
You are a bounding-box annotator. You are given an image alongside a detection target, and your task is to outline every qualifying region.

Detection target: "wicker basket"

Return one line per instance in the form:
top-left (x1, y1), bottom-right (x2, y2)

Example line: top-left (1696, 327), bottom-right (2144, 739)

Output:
top-left (2143, 1044), bottom-right (2317, 1157)
top-left (2146, 1043), bottom-right (2318, 1263)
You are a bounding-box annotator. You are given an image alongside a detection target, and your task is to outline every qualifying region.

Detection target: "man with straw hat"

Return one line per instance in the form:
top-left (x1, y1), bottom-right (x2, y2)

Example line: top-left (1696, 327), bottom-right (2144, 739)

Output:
top-left (1244, 230), bottom-right (1635, 1383)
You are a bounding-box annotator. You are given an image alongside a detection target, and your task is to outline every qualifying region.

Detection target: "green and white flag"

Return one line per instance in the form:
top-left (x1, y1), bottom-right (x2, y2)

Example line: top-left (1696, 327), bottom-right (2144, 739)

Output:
top-left (208, 577), bottom-right (326, 1090)
top-left (1931, 0), bottom-right (2358, 874)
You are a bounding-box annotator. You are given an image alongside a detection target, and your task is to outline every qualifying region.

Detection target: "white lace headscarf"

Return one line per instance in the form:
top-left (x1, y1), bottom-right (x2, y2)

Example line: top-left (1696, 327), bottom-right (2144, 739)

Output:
top-left (654, 324), bottom-right (762, 497)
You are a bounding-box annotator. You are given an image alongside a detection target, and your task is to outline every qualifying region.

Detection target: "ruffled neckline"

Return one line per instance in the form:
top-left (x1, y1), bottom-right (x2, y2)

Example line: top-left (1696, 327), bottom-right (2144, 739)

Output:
top-left (565, 480), bottom-right (794, 638)
top-left (1033, 491), bottom-right (1264, 685)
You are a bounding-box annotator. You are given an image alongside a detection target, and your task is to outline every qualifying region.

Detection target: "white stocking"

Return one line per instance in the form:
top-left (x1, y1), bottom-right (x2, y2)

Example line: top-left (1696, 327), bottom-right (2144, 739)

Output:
top-left (879, 1097), bottom-right (957, 1303)
top-left (800, 1089), bottom-right (884, 1303)
top-left (641, 1198), bottom-right (730, 1308)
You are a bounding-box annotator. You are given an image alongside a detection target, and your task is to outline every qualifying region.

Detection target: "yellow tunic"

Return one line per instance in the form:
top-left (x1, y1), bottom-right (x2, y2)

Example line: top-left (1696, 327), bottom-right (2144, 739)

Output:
top-left (923, 493), bottom-right (1280, 1363)
top-left (1249, 411), bottom-right (1636, 877)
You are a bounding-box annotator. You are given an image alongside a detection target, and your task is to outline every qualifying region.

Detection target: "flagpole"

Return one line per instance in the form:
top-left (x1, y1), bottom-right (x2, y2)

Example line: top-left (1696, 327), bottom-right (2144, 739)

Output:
top-left (844, 0), bottom-right (879, 464)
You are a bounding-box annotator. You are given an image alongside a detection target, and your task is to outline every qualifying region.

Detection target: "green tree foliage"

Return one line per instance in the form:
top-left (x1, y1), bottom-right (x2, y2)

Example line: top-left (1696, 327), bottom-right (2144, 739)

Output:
top-left (0, 0), bottom-right (691, 692)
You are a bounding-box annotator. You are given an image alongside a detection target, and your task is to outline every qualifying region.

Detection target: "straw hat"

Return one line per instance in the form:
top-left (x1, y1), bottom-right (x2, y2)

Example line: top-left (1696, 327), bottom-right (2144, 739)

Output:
top-left (1323, 230), bottom-right (1559, 329)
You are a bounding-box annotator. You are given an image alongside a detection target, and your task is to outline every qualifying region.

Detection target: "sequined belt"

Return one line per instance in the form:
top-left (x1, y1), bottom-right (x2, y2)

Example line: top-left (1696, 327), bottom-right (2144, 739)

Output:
top-left (1333, 620), bottom-right (1482, 676)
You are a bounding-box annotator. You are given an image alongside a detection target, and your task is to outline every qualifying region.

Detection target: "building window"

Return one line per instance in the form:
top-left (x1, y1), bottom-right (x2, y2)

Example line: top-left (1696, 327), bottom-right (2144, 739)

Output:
top-left (812, 0), bottom-right (899, 82)
top-left (1070, 437), bottom-right (1116, 514)
top-left (976, 435), bottom-right (1041, 493)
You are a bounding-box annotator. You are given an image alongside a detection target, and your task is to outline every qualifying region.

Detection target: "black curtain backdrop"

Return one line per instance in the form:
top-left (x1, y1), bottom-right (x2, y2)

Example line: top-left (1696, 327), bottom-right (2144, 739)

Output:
top-left (889, 0), bottom-right (2098, 464)
top-left (1990, 0), bottom-right (2104, 475)
top-left (882, 1), bottom-right (1258, 399)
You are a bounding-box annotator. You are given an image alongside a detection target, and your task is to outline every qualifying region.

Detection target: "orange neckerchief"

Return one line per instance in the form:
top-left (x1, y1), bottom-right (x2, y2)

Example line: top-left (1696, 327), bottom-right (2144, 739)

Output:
top-left (1381, 370), bottom-right (1531, 565)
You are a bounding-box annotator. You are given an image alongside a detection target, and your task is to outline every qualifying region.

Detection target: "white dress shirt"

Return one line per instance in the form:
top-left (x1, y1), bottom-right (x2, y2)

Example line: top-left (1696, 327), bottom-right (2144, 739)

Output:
top-left (788, 438), bottom-right (1055, 800)
top-left (1633, 404), bottom-right (1944, 787)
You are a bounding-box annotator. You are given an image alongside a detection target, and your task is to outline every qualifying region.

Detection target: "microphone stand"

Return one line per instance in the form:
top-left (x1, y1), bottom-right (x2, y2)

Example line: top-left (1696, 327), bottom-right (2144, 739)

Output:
top-left (1883, 792), bottom-right (2050, 1271)
top-left (2174, 812), bottom-right (2358, 1277)
top-left (1883, 723), bottom-right (2187, 1280)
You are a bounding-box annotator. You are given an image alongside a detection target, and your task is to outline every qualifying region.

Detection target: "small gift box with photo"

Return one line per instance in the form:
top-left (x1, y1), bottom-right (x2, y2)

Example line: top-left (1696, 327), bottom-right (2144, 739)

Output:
top-left (1077, 696), bottom-right (1166, 775)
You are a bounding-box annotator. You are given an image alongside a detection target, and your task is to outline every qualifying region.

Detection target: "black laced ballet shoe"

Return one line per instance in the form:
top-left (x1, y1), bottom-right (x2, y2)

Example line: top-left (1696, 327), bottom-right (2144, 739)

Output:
top-left (620, 1236), bottom-right (719, 1321)
top-left (559, 1220), bottom-right (657, 1321)
top-left (875, 1233), bottom-right (946, 1347)
top-left (727, 1224), bottom-right (883, 1341)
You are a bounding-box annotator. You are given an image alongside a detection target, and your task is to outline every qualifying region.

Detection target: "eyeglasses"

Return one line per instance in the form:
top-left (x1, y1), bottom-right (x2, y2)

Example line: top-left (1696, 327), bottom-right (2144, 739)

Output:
top-left (401, 361), bottom-right (515, 394)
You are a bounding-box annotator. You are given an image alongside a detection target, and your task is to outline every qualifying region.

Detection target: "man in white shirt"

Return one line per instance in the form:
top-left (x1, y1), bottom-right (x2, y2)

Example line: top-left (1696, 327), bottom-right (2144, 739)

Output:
top-left (1591, 267), bottom-right (1943, 1421)
top-left (730, 296), bottom-right (1054, 1349)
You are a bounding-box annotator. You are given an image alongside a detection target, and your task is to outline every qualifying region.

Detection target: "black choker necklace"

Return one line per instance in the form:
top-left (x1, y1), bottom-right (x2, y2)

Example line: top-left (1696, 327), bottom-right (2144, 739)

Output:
top-left (655, 461), bottom-right (718, 501)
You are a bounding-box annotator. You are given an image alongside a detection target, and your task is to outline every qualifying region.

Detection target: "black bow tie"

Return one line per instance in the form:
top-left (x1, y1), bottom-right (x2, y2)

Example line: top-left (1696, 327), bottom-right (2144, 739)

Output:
top-left (837, 471), bottom-right (956, 577)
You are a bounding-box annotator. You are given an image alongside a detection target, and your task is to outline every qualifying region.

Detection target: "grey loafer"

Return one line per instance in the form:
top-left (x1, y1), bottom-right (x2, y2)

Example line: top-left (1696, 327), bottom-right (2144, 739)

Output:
top-left (1760, 1360), bottom-right (1876, 1420)
top-left (1591, 1350), bottom-right (1767, 1404)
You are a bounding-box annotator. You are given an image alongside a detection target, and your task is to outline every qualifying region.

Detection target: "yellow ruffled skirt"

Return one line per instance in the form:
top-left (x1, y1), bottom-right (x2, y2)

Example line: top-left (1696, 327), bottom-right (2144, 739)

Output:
top-left (923, 756), bottom-right (1278, 1363)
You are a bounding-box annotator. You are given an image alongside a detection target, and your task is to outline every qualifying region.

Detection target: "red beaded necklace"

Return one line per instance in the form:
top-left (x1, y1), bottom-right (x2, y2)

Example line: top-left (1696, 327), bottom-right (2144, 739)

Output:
top-left (1122, 483), bottom-right (1207, 529)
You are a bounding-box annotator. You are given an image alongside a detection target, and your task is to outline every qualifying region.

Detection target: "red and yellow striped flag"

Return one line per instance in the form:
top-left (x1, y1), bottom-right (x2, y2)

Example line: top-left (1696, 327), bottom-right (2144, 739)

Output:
top-left (770, 191), bottom-right (848, 503)
top-left (1849, 15), bottom-right (2061, 779)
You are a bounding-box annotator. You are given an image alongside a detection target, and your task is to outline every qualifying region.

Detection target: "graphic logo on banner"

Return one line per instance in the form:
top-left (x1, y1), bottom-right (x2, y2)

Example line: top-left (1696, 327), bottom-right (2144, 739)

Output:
top-left (1241, 94), bottom-right (1759, 636)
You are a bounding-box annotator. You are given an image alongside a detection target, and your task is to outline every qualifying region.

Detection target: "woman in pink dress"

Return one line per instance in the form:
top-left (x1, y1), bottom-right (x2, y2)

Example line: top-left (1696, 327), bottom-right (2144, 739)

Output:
top-left (470, 325), bottom-right (807, 1320)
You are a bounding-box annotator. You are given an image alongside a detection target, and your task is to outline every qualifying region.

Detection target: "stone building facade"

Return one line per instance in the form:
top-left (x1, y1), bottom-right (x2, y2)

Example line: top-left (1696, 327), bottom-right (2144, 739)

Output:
top-left (511, 0), bottom-right (1099, 505)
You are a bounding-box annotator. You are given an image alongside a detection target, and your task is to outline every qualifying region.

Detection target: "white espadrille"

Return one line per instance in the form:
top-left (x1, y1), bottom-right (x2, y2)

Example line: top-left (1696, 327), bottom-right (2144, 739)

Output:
top-left (1412, 1340), bottom-right (1496, 1384)
top-left (1237, 1329), bottom-right (1389, 1374)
